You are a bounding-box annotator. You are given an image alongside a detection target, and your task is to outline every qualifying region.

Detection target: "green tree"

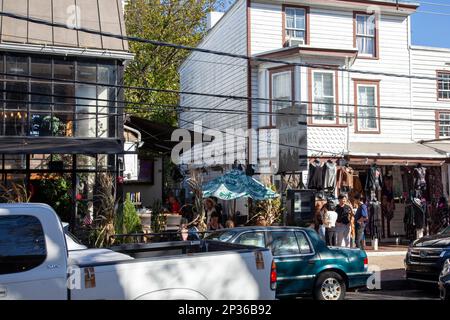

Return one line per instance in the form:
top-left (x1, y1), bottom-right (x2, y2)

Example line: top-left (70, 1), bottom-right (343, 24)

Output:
top-left (124, 0), bottom-right (233, 125)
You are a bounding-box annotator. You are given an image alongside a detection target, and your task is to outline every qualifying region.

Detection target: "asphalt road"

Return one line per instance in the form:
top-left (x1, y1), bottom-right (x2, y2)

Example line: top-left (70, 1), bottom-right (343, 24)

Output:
top-left (346, 281), bottom-right (440, 300)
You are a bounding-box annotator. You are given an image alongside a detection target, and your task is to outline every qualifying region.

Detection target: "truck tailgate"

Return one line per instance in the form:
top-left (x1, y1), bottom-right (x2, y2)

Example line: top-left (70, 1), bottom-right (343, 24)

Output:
top-left (70, 248), bottom-right (275, 300)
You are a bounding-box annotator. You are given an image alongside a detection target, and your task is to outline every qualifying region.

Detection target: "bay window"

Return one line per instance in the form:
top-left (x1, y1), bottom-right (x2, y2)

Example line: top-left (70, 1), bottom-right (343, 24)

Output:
top-left (312, 70), bottom-right (336, 124)
top-left (355, 13), bottom-right (377, 58)
top-left (354, 80), bottom-right (380, 133)
top-left (270, 69), bottom-right (293, 127)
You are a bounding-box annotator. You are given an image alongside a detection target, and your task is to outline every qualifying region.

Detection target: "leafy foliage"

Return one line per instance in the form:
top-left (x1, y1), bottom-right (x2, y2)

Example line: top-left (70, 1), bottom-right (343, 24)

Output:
top-left (124, 0), bottom-right (233, 124)
top-left (249, 184), bottom-right (283, 226)
top-left (122, 194), bottom-right (143, 234)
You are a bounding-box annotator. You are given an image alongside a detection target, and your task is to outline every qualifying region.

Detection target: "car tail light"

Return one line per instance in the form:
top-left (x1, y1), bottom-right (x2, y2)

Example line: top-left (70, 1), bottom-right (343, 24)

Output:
top-left (270, 260), bottom-right (277, 291)
top-left (364, 257), bottom-right (368, 266)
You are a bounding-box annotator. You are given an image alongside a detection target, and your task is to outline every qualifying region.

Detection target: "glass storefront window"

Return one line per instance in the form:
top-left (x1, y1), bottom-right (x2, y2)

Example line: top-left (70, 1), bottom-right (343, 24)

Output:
top-left (0, 54), bottom-right (119, 139)
top-left (30, 154), bottom-right (51, 170)
top-left (54, 60), bottom-right (74, 81)
top-left (77, 155), bottom-right (96, 170)
top-left (97, 154), bottom-right (116, 171)
top-left (4, 155), bottom-right (26, 170)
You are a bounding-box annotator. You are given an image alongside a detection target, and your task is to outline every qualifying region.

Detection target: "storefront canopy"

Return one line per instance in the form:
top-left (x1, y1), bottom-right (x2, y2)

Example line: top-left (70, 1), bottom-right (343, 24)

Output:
top-left (203, 170), bottom-right (279, 201)
top-left (348, 142), bottom-right (448, 160)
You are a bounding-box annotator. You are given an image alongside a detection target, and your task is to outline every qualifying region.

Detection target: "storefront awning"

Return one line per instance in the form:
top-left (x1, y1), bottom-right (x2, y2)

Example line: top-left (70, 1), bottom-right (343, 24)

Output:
top-left (420, 142), bottom-right (450, 157)
top-left (348, 142), bottom-right (448, 160)
top-left (0, 137), bottom-right (123, 154)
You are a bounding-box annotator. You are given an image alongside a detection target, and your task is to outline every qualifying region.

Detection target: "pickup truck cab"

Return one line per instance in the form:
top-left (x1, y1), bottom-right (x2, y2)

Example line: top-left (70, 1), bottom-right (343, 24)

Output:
top-left (206, 226), bottom-right (371, 300)
top-left (0, 203), bottom-right (276, 300)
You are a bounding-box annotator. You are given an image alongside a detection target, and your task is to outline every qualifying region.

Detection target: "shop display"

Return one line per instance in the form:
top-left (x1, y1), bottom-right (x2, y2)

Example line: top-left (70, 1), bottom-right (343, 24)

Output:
top-left (323, 160), bottom-right (337, 193)
top-left (307, 159), bottom-right (324, 190)
top-left (413, 164), bottom-right (427, 198)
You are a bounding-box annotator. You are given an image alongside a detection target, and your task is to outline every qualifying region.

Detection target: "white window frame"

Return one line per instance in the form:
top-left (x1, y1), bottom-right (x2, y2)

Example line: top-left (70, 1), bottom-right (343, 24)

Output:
top-left (438, 72), bottom-right (450, 100)
top-left (356, 83), bottom-right (379, 132)
top-left (311, 70), bottom-right (336, 125)
top-left (438, 112), bottom-right (450, 138)
top-left (355, 14), bottom-right (376, 57)
top-left (271, 70), bottom-right (293, 127)
top-left (285, 7), bottom-right (306, 46)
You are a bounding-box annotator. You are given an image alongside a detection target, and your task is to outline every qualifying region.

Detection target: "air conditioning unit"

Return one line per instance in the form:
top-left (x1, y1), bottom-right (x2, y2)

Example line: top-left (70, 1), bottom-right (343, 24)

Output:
top-left (287, 38), bottom-right (305, 47)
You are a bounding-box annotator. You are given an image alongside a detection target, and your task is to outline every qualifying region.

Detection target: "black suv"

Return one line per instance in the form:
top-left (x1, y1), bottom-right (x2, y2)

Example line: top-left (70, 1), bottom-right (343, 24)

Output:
top-left (405, 226), bottom-right (450, 284)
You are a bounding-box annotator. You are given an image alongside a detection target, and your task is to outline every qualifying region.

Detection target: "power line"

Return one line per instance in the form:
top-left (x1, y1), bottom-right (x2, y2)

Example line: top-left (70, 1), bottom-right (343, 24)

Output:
top-left (178, 117), bottom-right (343, 157)
top-left (0, 11), bottom-right (448, 83)
top-left (0, 71), bottom-right (446, 116)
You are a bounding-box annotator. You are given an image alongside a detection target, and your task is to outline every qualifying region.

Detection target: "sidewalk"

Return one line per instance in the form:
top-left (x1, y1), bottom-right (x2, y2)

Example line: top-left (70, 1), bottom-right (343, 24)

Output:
top-left (364, 244), bottom-right (408, 257)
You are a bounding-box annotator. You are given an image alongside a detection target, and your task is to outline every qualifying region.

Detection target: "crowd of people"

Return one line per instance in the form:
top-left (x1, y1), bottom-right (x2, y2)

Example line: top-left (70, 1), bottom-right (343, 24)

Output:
top-left (315, 193), bottom-right (368, 250)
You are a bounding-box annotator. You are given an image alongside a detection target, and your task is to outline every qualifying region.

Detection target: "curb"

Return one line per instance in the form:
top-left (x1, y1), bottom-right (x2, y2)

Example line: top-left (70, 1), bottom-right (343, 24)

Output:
top-left (366, 251), bottom-right (407, 257)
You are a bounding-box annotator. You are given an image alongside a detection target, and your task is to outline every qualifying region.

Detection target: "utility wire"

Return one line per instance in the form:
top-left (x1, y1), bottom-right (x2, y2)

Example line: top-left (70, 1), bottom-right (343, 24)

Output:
top-left (0, 11), bottom-right (448, 82)
top-left (0, 72), bottom-right (447, 115)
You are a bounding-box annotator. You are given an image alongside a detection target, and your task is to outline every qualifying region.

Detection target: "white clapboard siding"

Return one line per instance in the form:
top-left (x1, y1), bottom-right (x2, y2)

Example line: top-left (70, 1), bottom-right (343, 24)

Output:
top-left (411, 46), bottom-right (450, 141)
top-left (179, 0), bottom-right (248, 168)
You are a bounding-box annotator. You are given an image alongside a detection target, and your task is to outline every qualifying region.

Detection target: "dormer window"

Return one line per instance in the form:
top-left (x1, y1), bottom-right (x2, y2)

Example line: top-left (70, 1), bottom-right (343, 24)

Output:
top-left (283, 6), bottom-right (309, 47)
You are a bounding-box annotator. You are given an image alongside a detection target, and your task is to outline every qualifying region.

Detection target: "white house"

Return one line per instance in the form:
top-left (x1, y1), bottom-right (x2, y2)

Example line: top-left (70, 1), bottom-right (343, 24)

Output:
top-left (179, 0), bottom-right (450, 232)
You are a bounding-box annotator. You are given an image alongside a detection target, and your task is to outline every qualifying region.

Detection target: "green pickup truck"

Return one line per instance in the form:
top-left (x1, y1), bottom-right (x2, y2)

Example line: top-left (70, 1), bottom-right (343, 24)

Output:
top-left (206, 226), bottom-right (372, 300)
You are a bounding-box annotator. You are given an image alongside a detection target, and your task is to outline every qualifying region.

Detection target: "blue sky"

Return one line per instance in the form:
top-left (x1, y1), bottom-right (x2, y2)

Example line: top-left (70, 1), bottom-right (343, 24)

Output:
top-left (409, 0), bottom-right (450, 47)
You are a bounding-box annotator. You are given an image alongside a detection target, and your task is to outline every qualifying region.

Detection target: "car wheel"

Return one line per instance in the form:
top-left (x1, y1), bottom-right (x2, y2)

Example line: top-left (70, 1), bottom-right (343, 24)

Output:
top-left (314, 271), bottom-right (346, 301)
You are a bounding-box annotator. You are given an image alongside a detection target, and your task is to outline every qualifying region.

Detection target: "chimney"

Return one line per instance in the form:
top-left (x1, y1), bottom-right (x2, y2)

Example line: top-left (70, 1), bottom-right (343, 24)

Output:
top-left (207, 11), bottom-right (225, 30)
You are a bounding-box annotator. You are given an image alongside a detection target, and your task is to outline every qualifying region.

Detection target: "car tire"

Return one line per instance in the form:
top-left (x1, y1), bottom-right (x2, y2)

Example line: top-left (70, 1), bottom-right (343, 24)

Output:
top-left (313, 271), bottom-right (346, 301)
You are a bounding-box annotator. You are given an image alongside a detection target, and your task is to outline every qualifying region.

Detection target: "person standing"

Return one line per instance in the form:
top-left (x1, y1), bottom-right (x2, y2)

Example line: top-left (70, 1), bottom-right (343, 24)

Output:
top-left (354, 193), bottom-right (368, 250)
top-left (204, 198), bottom-right (217, 224)
top-left (323, 201), bottom-right (338, 246)
top-left (335, 194), bottom-right (352, 247)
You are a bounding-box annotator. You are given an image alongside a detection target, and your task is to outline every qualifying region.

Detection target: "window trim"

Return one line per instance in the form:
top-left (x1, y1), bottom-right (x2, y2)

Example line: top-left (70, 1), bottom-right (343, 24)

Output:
top-left (353, 11), bottom-right (379, 60)
top-left (353, 79), bottom-right (381, 134)
top-left (268, 65), bottom-right (295, 128)
top-left (308, 67), bottom-right (343, 127)
top-left (282, 5), bottom-right (310, 47)
top-left (437, 70), bottom-right (450, 102)
top-left (435, 110), bottom-right (450, 139)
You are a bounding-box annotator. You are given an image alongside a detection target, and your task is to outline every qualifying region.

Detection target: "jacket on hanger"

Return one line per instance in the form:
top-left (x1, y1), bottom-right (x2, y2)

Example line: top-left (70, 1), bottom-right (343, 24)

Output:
top-left (323, 161), bottom-right (337, 190)
top-left (365, 165), bottom-right (383, 191)
top-left (308, 161), bottom-right (324, 190)
top-left (337, 166), bottom-right (354, 189)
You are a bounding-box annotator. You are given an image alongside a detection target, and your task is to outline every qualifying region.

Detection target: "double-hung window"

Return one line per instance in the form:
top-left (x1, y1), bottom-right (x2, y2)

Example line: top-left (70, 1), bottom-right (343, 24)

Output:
top-left (438, 72), bottom-right (450, 100)
top-left (437, 112), bottom-right (450, 138)
top-left (285, 7), bottom-right (306, 46)
top-left (271, 70), bottom-right (293, 126)
top-left (312, 71), bottom-right (336, 124)
top-left (355, 14), bottom-right (376, 57)
top-left (355, 82), bottom-right (379, 132)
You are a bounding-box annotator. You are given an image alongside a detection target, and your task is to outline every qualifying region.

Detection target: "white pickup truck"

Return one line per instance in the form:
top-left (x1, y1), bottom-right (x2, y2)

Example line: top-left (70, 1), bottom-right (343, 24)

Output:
top-left (0, 203), bottom-right (276, 300)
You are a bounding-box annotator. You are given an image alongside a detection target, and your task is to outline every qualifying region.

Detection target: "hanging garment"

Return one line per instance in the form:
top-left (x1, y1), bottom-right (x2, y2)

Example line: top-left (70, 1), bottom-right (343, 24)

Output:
top-left (308, 161), bottom-right (324, 190)
top-left (337, 166), bottom-right (354, 190)
top-left (427, 167), bottom-right (443, 201)
top-left (392, 166), bottom-right (403, 198)
top-left (413, 167), bottom-right (427, 190)
top-left (323, 161), bottom-right (337, 191)
top-left (353, 176), bottom-right (364, 194)
top-left (382, 175), bottom-right (394, 200)
top-left (371, 201), bottom-right (382, 239)
top-left (366, 165), bottom-right (383, 191)
top-left (403, 202), bottom-right (417, 241)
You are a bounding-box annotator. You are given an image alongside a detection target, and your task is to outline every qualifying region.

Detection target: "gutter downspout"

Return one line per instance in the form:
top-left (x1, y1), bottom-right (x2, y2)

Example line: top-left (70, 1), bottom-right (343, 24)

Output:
top-left (124, 125), bottom-right (143, 149)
